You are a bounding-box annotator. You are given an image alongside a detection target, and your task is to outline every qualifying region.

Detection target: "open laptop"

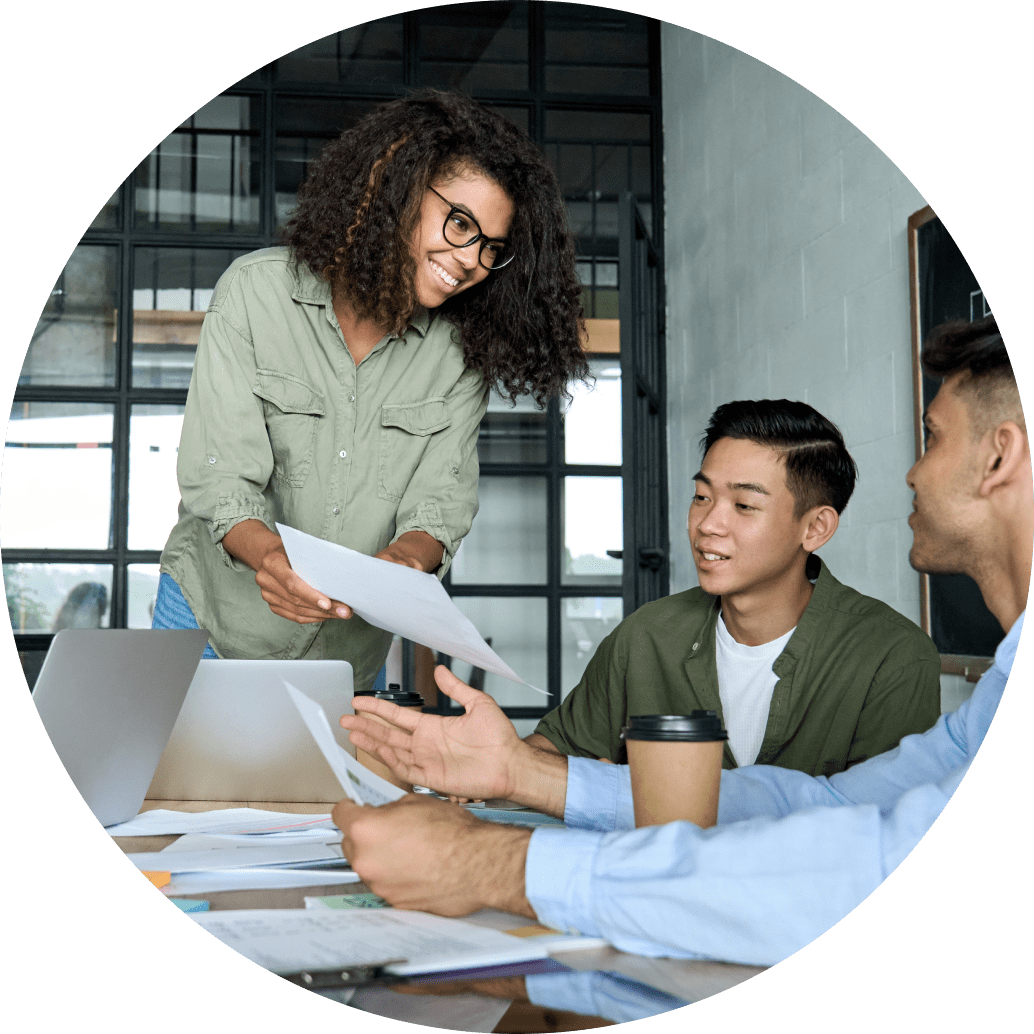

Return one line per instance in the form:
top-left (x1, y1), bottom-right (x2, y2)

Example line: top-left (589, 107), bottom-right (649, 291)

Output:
top-left (31, 628), bottom-right (209, 827)
top-left (147, 659), bottom-right (355, 804)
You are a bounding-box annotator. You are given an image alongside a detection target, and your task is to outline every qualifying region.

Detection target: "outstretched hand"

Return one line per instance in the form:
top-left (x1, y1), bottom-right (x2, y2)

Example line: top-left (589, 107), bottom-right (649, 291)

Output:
top-left (340, 666), bottom-right (523, 802)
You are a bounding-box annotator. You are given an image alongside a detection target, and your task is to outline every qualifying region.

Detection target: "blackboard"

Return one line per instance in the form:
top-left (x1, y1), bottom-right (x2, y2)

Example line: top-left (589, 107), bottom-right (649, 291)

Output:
top-left (907, 207), bottom-right (1002, 659)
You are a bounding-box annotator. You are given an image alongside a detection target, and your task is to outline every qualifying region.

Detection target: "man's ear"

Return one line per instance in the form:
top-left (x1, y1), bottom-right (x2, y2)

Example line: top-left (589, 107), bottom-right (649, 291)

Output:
top-left (978, 420), bottom-right (1029, 497)
top-left (802, 505), bottom-right (839, 554)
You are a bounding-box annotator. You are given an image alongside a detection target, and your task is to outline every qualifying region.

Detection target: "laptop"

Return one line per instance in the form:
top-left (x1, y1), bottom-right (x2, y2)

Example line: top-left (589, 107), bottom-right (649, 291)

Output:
top-left (31, 628), bottom-right (209, 827)
top-left (147, 659), bottom-right (356, 804)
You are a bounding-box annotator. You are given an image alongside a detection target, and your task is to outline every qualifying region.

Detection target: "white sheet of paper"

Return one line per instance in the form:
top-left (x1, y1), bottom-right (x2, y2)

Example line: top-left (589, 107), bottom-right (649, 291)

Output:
top-left (127, 842), bottom-right (343, 874)
top-left (191, 908), bottom-right (549, 976)
top-left (164, 868), bottom-right (360, 895)
top-left (161, 830), bottom-right (342, 852)
top-left (106, 808), bottom-right (333, 837)
top-left (286, 683), bottom-right (406, 807)
top-left (277, 524), bottom-right (546, 694)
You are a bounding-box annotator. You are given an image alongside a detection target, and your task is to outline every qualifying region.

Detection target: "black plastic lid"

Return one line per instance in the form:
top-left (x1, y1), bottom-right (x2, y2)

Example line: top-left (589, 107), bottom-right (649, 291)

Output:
top-left (620, 711), bottom-right (728, 742)
top-left (375, 689), bottom-right (424, 707)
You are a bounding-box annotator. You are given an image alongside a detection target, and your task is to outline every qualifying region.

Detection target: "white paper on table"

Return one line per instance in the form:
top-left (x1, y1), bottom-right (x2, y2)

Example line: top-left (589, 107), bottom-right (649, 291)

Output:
top-left (127, 842), bottom-right (344, 874)
top-left (106, 808), bottom-right (333, 837)
top-left (278, 523), bottom-right (546, 695)
top-left (162, 830), bottom-right (341, 852)
top-left (191, 908), bottom-right (549, 976)
top-left (286, 683), bottom-right (406, 807)
top-left (164, 868), bottom-right (361, 895)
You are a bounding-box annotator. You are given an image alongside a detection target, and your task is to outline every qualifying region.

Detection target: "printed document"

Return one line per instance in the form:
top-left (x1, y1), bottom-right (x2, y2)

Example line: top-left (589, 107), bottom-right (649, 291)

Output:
top-left (278, 524), bottom-right (546, 694)
top-left (191, 908), bottom-right (549, 976)
top-left (106, 808), bottom-right (334, 837)
top-left (286, 683), bottom-right (407, 807)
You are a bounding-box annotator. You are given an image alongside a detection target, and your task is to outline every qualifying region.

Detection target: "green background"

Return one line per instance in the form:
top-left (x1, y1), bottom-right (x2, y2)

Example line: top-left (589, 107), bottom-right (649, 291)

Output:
top-left (4, 0), bottom-right (1029, 1029)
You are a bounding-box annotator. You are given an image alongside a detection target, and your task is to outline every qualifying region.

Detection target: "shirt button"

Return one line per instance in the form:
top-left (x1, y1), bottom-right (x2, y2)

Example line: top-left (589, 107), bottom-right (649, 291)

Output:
top-left (451, 466), bottom-right (459, 475)
top-left (339, 450), bottom-right (347, 458)
top-left (348, 394), bottom-right (355, 403)
top-left (692, 642), bottom-right (700, 651)
top-left (208, 457), bottom-right (217, 464)
top-left (332, 507), bottom-right (340, 515)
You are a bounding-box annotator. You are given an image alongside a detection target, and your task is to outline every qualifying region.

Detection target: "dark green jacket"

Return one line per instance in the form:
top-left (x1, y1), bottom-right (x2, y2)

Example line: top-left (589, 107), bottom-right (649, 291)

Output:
top-left (535, 559), bottom-right (942, 777)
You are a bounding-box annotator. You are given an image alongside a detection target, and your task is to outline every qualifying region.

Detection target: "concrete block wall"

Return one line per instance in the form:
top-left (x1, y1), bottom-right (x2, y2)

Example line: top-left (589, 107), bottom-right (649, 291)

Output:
top-left (661, 25), bottom-right (930, 630)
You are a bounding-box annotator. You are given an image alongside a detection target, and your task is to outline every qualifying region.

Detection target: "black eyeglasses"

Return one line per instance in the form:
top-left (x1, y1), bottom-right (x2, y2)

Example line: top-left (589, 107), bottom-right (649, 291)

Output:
top-left (428, 185), bottom-right (514, 270)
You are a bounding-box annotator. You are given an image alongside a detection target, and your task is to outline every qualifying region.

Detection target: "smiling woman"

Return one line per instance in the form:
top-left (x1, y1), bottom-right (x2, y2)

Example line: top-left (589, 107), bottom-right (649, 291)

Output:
top-left (152, 89), bottom-right (589, 688)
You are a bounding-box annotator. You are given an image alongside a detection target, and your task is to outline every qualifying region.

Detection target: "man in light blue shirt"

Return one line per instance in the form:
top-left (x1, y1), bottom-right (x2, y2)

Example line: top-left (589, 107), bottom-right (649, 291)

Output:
top-left (334, 317), bottom-right (1030, 966)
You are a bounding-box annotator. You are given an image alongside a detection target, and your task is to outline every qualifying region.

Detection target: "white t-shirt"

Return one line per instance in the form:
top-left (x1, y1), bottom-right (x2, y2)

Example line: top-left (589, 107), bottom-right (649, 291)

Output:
top-left (715, 613), bottom-right (795, 767)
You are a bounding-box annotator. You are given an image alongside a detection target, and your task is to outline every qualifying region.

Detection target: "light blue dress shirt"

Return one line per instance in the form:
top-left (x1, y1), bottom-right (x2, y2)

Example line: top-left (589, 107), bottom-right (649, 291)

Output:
top-left (524, 612), bottom-right (1023, 966)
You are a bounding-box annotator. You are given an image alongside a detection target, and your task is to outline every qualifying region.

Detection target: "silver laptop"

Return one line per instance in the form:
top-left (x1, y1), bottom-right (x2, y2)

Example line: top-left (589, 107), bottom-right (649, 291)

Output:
top-left (147, 659), bottom-right (355, 804)
top-left (32, 629), bottom-right (209, 827)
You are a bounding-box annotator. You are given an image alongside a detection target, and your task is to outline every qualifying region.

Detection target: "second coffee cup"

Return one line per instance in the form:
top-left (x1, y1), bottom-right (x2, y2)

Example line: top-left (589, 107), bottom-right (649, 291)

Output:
top-left (621, 711), bottom-right (728, 829)
top-left (353, 683), bottom-right (424, 792)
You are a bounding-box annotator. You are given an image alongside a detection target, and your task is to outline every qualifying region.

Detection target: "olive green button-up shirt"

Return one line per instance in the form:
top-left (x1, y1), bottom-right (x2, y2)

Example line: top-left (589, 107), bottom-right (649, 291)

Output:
top-left (161, 247), bottom-right (488, 691)
top-left (535, 558), bottom-right (943, 777)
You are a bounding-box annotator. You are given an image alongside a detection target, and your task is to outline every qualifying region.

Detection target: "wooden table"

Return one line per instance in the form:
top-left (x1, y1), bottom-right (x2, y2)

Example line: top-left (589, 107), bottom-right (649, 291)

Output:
top-left (121, 800), bottom-right (764, 1030)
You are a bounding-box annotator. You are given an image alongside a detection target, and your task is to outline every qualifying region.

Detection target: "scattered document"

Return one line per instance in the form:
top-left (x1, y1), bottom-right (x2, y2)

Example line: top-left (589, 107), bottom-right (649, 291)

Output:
top-left (127, 842), bottom-right (344, 874)
top-left (191, 908), bottom-right (550, 976)
top-left (161, 831), bottom-right (342, 853)
top-left (278, 524), bottom-right (546, 695)
top-left (106, 808), bottom-right (334, 837)
top-left (286, 683), bottom-right (407, 807)
top-left (164, 868), bottom-right (360, 896)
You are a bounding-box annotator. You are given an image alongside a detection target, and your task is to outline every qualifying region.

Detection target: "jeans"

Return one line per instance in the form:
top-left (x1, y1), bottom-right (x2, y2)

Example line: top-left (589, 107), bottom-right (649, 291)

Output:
top-left (151, 572), bottom-right (219, 658)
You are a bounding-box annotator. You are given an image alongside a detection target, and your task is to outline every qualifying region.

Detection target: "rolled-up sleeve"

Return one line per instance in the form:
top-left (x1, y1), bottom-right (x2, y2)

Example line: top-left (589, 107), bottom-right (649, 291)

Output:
top-left (391, 364), bottom-right (488, 578)
top-left (176, 303), bottom-right (276, 569)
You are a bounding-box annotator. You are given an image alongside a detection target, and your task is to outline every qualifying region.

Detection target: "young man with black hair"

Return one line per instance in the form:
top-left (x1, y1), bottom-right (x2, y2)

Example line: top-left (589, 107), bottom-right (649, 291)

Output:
top-left (335, 315), bottom-right (1029, 965)
top-left (529, 399), bottom-right (941, 777)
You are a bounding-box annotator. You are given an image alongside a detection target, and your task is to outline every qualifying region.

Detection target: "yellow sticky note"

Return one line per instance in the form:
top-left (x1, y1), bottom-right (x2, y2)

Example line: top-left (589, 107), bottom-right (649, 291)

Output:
top-left (141, 870), bottom-right (171, 889)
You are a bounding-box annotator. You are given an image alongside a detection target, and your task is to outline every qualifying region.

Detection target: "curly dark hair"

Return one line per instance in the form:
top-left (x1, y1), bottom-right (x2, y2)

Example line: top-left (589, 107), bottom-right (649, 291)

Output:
top-left (282, 89), bottom-right (588, 405)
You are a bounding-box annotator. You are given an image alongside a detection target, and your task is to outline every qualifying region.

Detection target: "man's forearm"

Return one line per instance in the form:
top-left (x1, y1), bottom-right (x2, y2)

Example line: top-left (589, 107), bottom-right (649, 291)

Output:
top-left (472, 823), bottom-right (536, 918)
top-left (379, 530), bottom-right (446, 573)
top-left (506, 743), bottom-right (569, 819)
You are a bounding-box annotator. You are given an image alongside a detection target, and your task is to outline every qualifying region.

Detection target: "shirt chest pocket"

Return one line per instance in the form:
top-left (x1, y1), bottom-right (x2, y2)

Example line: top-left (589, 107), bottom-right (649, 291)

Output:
top-left (253, 370), bottom-right (326, 488)
top-left (378, 397), bottom-right (451, 503)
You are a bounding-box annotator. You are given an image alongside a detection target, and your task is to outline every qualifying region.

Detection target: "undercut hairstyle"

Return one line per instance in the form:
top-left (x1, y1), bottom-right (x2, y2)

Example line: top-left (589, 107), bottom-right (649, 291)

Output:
top-left (700, 400), bottom-right (858, 517)
top-left (282, 88), bottom-right (588, 405)
top-left (921, 317), bottom-right (1024, 437)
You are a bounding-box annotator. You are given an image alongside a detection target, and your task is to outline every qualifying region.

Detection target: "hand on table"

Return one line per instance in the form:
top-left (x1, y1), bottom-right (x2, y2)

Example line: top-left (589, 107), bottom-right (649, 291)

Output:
top-left (332, 794), bottom-right (534, 918)
top-left (340, 666), bottom-right (568, 815)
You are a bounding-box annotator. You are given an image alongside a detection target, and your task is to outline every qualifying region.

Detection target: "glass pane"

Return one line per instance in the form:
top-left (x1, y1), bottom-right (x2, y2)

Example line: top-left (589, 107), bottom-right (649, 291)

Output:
top-left (4, 563), bottom-right (113, 632)
top-left (275, 98), bottom-right (378, 230)
top-left (450, 596), bottom-right (547, 707)
top-left (275, 18), bottom-right (405, 83)
top-left (544, 109), bottom-right (651, 143)
top-left (561, 596), bottom-right (623, 698)
top-left (20, 244), bottom-right (117, 387)
top-left (478, 393), bottom-right (548, 463)
top-left (562, 476), bottom-right (622, 586)
top-left (3, 403), bottom-right (114, 549)
top-left (14, 649), bottom-right (47, 692)
top-left (89, 188), bottom-right (121, 231)
top-left (134, 95), bottom-right (261, 233)
top-left (127, 563), bottom-right (162, 629)
top-left (132, 246), bottom-right (247, 388)
top-left (544, 3), bottom-right (650, 96)
top-left (490, 105), bottom-right (529, 136)
top-left (563, 357), bottom-right (621, 465)
top-left (450, 476), bottom-right (547, 585)
top-left (129, 405), bottom-right (185, 551)
top-left (418, 3), bottom-right (529, 91)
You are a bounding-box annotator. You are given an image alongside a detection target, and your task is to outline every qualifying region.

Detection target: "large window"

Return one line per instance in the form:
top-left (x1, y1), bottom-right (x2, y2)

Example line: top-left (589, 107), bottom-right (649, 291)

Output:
top-left (4, 3), bottom-right (663, 728)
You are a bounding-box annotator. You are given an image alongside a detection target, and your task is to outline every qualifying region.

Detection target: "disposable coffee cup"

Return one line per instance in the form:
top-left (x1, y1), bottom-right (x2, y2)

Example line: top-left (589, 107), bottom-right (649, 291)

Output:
top-left (354, 684), bottom-right (424, 791)
top-left (621, 712), bottom-right (728, 828)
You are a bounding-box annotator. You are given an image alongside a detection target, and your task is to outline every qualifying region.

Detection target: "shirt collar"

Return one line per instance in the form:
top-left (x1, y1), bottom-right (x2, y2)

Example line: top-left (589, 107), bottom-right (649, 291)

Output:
top-left (290, 260), bottom-right (433, 339)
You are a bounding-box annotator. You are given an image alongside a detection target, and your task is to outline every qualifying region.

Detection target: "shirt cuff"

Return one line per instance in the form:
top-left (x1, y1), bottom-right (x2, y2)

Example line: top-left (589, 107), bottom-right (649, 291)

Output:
top-left (525, 827), bottom-right (604, 938)
top-left (393, 502), bottom-right (452, 579)
top-left (563, 757), bottom-right (635, 831)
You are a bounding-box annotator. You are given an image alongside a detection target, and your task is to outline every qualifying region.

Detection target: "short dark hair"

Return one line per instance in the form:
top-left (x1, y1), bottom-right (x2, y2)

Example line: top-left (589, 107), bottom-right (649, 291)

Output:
top-left (700, 400), bottom-right (858, 517)
top-left (282, 88), bottom-right (587, 406)
top-left (921, 317), bottom-right (1023, 436)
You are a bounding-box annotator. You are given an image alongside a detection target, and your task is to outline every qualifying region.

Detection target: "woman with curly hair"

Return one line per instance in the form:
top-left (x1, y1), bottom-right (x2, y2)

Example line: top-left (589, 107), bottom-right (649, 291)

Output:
top-left (153, 89), bottom-right (588, 692)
